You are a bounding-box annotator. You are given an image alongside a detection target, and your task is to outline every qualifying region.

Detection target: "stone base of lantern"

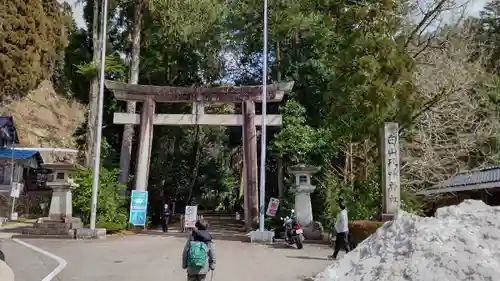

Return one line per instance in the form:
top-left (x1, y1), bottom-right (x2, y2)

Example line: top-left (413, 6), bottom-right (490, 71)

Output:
top-left (75, 228), bottom-right (107, 240)
top-left (22, 217), bottom-right (83, 238)
top-left (246, 229), bottom-right (275, 243)
top-left (302, 221), bottom-right (324, 240)
top-left (381, 213), bottom-right (395, 222)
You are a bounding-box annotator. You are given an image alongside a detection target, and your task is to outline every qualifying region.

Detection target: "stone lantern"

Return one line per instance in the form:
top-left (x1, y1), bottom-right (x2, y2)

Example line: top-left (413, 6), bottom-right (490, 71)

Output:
top-left (23, 162), bottom-right (83, 237)
top-left (289, 164), bottom-right (323, 239)
top-left (45, 163), bottom-right (80, 221)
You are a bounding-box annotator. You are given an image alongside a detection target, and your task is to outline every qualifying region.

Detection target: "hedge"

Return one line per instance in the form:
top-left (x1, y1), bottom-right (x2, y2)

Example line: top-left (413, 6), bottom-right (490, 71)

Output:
top-left (348, 220), bottom-right (385, 244)
top-left (95, 221), bottom-right (126, 234)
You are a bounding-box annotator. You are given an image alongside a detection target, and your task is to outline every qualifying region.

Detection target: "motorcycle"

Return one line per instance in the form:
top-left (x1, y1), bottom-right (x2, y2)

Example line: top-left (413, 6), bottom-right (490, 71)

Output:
top-left (281, 209), bottom-right (304, 249)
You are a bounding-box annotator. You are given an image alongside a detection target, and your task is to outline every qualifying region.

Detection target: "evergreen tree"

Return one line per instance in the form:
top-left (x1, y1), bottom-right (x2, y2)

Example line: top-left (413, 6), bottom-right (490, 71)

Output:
top-left (0, 0), bottom-right (68, 99)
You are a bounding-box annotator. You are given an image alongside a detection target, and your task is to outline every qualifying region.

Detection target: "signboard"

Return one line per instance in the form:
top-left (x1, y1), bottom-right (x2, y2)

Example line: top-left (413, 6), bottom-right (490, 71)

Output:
top-left (10, 182), bottom-right (22, 198)
top-left (266, 197), bottom-right (280, 217)
top-left (129, 191), bottom-right (148, 226)
top-left (184, 206), bottom-right (198, 228)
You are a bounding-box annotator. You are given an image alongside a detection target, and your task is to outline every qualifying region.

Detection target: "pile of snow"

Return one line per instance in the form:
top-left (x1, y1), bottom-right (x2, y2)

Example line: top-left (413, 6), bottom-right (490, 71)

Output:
top-left (315, 200), bottom-right (500, 281)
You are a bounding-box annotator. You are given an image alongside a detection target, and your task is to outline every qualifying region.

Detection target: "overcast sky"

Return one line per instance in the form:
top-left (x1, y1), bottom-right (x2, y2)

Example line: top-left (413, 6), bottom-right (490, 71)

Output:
top-left (62, 0), bottom-right (493, 30)
top-left (470, 0), bottom-right (493, 14)
top-left (63, 0), bottom-right (85, 28)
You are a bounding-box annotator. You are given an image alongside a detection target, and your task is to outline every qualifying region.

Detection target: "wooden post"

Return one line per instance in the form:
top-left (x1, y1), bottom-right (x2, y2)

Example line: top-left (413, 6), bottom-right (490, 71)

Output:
top-left (276, 43), bottom-right (284, 201)
top-left (277, 158), bottom-right (284, 199)
top-left (135, 98), bottom-right (155, 191)
top-left (380, 122), bottom-right (401, 221)
top-left (242, 112), bottom-right (250, 230)
top-left (243, 100), bottom-right (259, 227)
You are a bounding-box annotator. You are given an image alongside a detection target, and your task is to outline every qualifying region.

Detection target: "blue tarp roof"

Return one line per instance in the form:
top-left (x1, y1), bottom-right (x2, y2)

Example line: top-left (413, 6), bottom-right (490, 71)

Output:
top-left (0, 148), bottom-right (43, 164)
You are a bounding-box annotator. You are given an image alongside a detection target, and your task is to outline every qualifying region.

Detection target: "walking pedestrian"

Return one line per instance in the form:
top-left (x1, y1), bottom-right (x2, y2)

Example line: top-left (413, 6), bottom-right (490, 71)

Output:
top-left (182, 220), bottom-right (216, 281)
top-left (162, 203), bottom-right (172, 232)
top-left (328, 200), bottom-right (350, 260)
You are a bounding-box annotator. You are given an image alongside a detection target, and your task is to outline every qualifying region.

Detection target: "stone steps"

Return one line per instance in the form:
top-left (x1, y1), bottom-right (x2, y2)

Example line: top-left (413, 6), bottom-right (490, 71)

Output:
top-left (12, 234), bottom-right (74, 239)
top-left (19, 217), bottom-right (83, 238)
top-left (34, 222), bottom-right (71, 230)
top-left (22, 227), bottom-right (72, 236)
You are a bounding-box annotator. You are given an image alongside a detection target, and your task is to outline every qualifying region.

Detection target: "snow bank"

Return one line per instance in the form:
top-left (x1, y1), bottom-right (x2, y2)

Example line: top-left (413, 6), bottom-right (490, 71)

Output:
top-left (314, 200), bottom-right (500, 281)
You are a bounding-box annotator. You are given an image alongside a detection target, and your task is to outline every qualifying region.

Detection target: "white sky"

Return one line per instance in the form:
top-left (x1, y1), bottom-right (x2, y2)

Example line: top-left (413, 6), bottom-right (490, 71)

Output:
top-left (61, 0), bottom-right (86, 29)
top-left (470, 0), bottom-right (493, 14)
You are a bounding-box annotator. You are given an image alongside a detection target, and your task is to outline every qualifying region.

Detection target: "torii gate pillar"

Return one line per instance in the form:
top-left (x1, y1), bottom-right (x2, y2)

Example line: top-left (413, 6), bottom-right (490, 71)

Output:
top-left (135, 98), bottom-right (155, 191)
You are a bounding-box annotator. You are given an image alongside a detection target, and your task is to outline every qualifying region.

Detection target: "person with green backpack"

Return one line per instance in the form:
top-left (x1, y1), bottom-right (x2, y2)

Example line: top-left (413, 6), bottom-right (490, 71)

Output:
top-left (182, 220), bottom-right (216, 281)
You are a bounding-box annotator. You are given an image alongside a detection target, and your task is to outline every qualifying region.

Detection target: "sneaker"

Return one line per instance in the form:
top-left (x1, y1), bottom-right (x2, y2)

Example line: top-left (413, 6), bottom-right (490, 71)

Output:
top-left (327, 255), bottom-right (336, 260)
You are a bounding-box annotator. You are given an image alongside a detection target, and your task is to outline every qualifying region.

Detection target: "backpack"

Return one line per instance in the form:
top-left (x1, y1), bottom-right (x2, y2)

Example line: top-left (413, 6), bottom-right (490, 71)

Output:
top-left (188, 241), bottom-right (208, 268)
top-left (163, 209), bottom-right (171, 217)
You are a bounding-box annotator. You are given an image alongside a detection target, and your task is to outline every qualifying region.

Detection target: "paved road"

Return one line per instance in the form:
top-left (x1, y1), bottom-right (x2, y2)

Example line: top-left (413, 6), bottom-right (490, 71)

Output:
top-left (2, 235), bottom-right (336, 281)
top-left (1, 238), bottom-right (57, 281)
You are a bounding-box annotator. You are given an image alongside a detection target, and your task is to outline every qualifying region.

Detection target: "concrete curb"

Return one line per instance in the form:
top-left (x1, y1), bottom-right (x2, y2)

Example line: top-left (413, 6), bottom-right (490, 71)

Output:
top-left (0, 227), bottom-right (107, 240)
top-left (11, 234), bottom-right (73, 240)
top-left (0, 260), bottom-right (14, 281)
top-left (0, 233), bottom-right (14, 239)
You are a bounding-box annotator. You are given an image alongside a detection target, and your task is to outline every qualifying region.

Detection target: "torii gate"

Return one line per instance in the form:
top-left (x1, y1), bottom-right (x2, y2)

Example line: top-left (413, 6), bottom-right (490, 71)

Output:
top-left (104, 80), bottom-right (294, 229)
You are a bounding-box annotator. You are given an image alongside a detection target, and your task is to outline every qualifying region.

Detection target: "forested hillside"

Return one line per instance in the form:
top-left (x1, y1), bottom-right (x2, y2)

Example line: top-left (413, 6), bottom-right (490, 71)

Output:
top-left (4, 0), bottom-right (500, 226)
top-left (0, 0), bottom-right (84, 147)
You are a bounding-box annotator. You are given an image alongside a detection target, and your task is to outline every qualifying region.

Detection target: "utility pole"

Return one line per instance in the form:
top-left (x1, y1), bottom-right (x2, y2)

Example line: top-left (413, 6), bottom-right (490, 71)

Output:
top-left (258, 0), bottom-right (268, 232)
top-left (89, 0), bottom-right (109, 232)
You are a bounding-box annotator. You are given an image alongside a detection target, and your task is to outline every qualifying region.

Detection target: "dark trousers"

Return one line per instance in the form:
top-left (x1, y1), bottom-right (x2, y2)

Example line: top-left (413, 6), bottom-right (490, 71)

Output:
top-left (187, 274), bottom-right (206, 281)
top-left (332, 231), bottom-right (350, 258)
top-left (162, 216), bottom-right (170, 232)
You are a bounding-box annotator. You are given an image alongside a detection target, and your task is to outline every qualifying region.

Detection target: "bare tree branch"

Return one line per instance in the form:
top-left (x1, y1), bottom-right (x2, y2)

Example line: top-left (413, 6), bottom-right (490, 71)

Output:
top-left (401, 25), bottom-right (498, 193)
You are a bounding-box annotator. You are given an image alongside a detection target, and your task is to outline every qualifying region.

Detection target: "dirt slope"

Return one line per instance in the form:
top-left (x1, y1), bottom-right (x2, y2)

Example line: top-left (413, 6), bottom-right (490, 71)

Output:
top-left (2, 80), bottom-right (85, 148)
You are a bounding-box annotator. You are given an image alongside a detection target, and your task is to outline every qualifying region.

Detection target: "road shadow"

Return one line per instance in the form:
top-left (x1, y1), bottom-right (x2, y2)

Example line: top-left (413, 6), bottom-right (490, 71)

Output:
top-left (266, 242), bottom-right (296, 249)
top-left (303, 239), bottom-right (330, 246)
top-left (143, 214), bottom-right (249, 243)
top-left (136, 230), bottom-right (250, 243)
top-left (286, 255), bottom-right (329, 261)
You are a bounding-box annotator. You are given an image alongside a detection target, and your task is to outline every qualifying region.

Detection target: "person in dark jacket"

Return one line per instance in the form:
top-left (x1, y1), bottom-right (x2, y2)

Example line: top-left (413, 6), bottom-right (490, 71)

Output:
top-left (182, 220), bottom-right (216, 281)
top-left (162, 204), bottom-right (172, 232)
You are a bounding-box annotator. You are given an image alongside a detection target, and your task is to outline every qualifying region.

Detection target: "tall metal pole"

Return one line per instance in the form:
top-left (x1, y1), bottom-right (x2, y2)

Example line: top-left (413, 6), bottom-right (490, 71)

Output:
top-left (258, 0), bottom-right (268, 232)
top-left (89, 0), bottom-right (109, 231)
top-left (9, 142), bottom-right (15, 218)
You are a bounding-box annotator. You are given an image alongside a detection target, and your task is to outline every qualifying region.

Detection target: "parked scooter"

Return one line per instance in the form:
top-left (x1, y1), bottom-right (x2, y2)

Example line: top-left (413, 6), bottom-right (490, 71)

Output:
top-left (281, 209), bottom-right (304, 249)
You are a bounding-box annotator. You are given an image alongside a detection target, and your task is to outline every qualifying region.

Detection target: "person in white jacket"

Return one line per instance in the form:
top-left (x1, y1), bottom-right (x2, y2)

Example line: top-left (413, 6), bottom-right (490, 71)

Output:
top-left (328, 201), bottom-right (350, 259)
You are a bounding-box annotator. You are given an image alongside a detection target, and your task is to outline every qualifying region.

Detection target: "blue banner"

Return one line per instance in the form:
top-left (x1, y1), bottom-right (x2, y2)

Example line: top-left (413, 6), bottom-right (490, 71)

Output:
top-left (129, 191), bottom-right (148, 226)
